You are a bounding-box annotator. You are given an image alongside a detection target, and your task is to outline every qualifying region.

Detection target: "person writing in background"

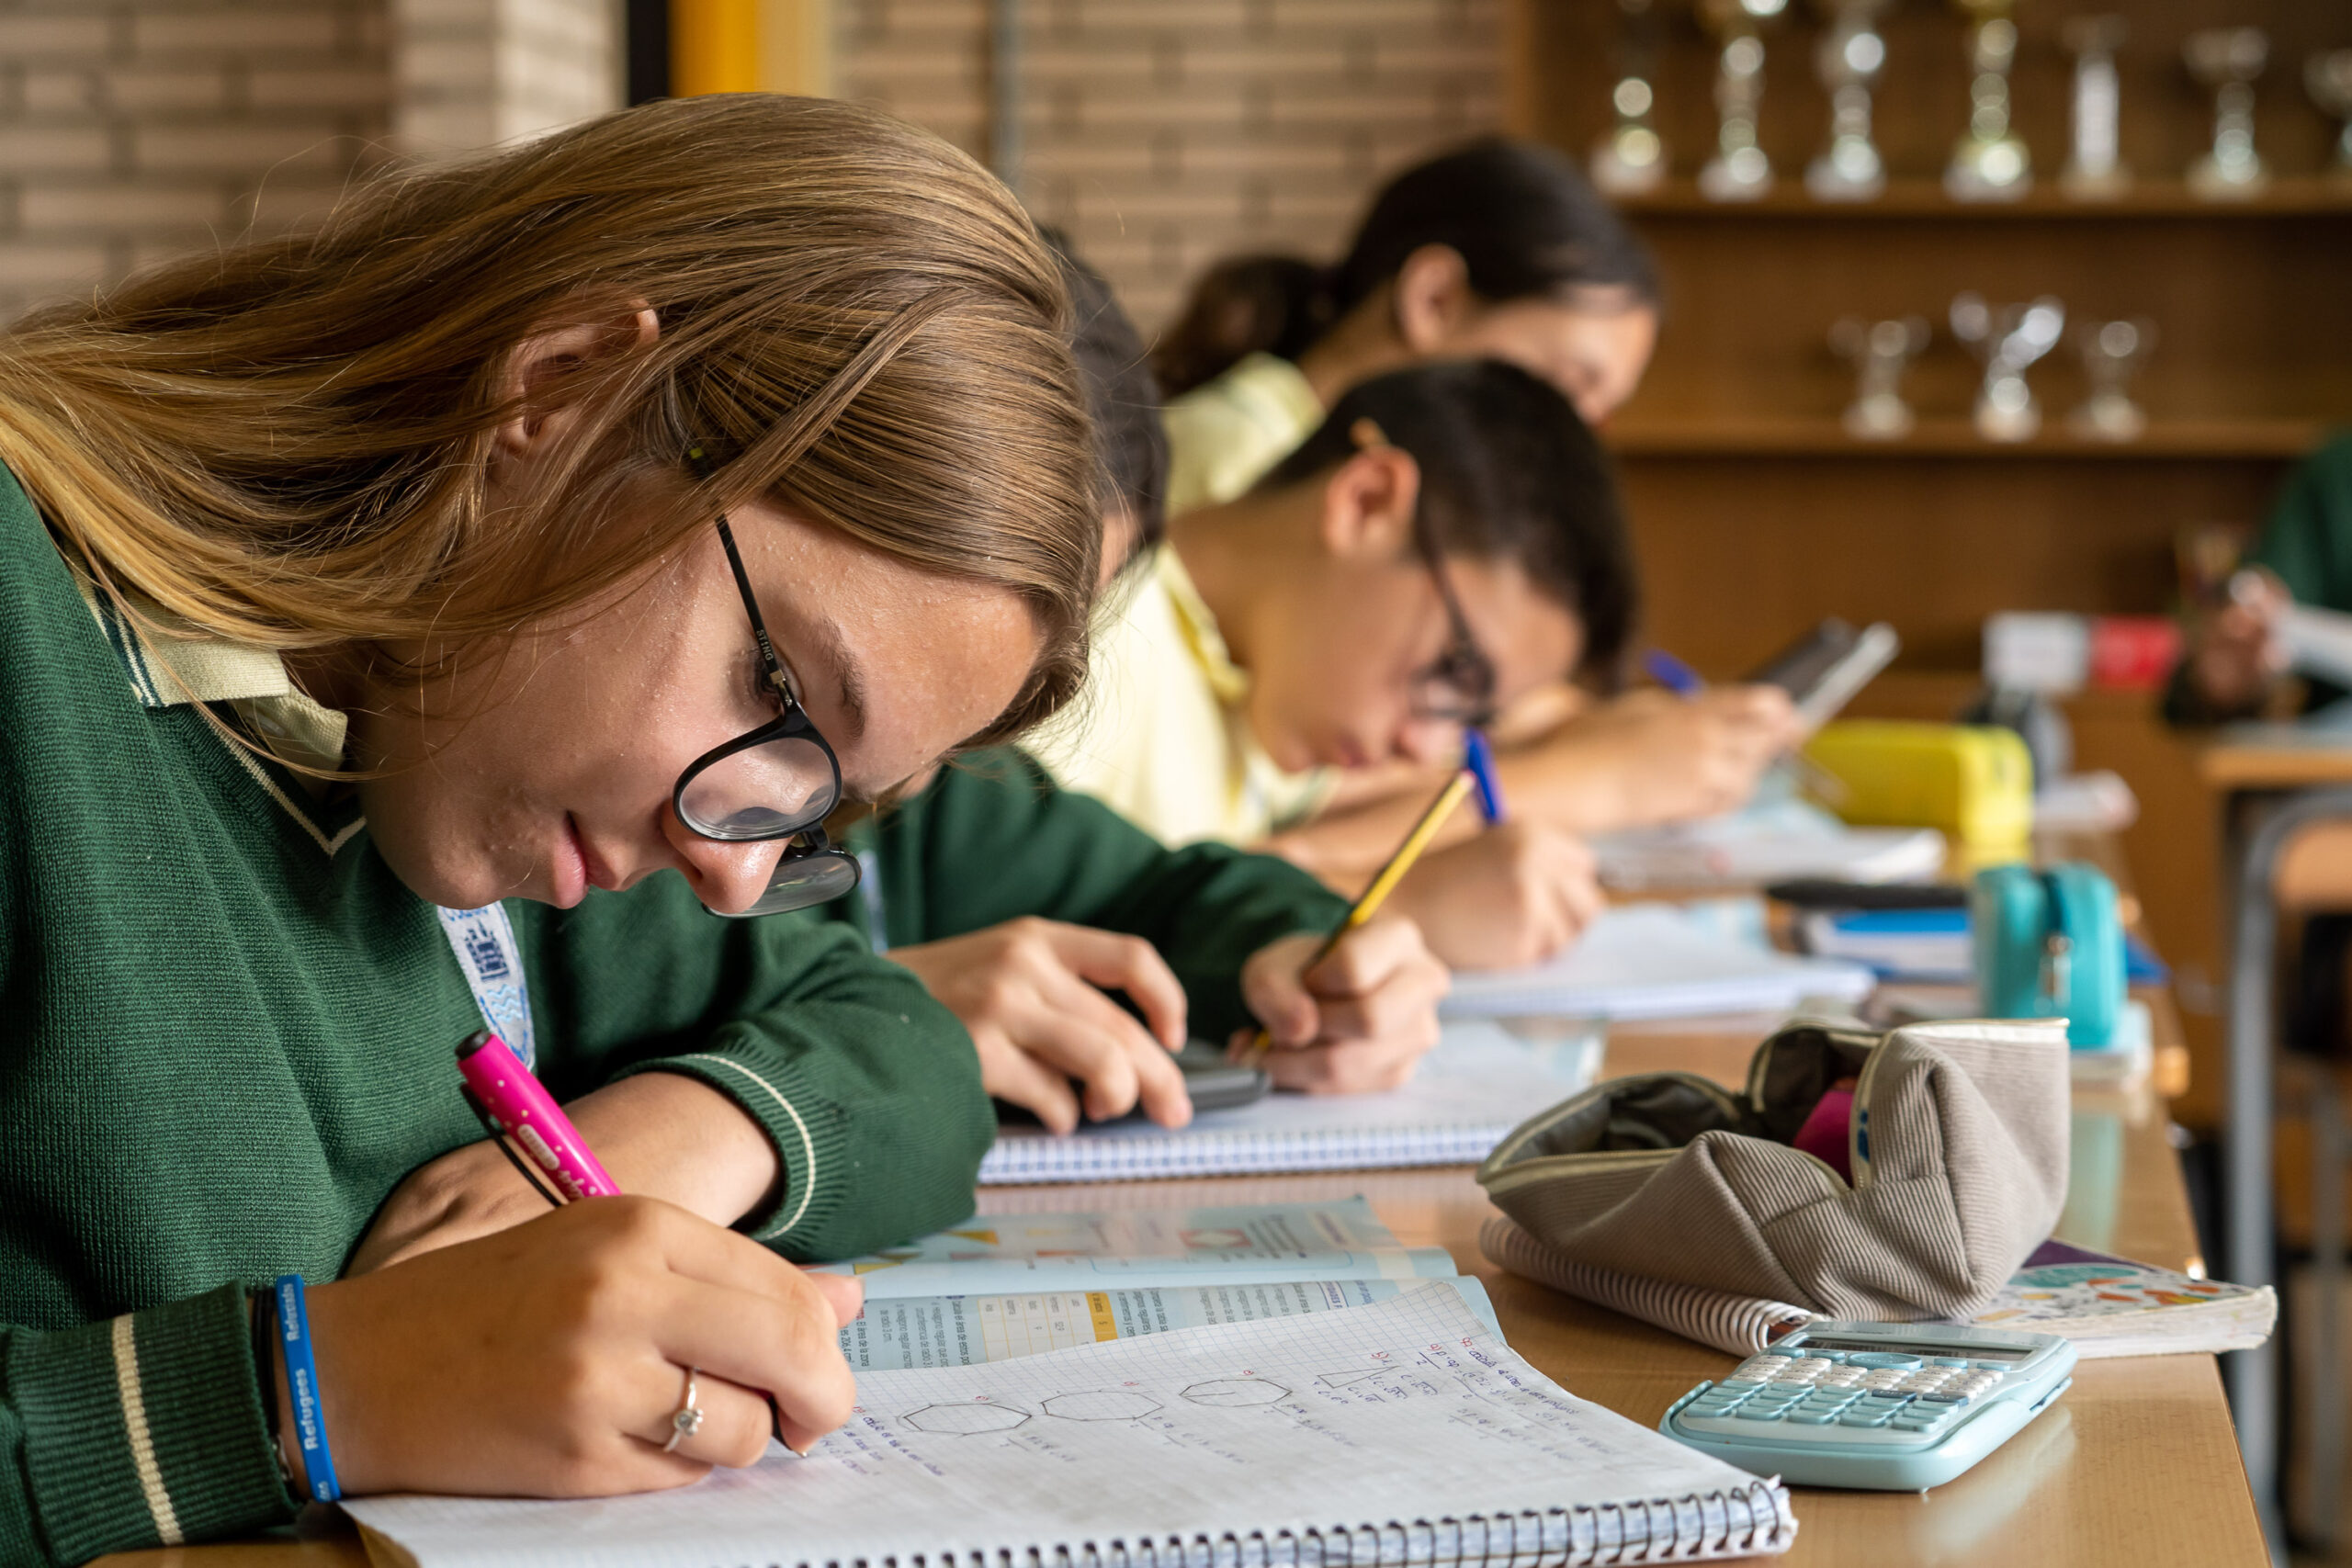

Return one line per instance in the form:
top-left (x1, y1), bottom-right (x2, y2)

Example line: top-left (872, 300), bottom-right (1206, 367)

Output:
top-left (824, 235), bottom-right (1449, 1131)
top-left (0, 97), bottom-right (1432, 1562)
top-left (2173, 432), bottom-right (2352, 722)
top-left (1154, 139), bottom-right (1803, 873)
top-left (1025, 358), bottom-right (1624, 974)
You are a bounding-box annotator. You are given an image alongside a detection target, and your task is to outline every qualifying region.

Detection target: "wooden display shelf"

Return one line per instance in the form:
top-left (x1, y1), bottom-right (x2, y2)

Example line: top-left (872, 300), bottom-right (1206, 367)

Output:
top-left (1604, 413), bottom-right (2327, 459)
top-left (1616, 175), bottom-right (2352, 220)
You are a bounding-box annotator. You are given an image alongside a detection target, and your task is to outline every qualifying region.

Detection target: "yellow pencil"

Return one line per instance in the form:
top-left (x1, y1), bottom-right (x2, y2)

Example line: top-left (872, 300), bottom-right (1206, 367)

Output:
top-left (1240, 770), bottom-right (1475, 1068)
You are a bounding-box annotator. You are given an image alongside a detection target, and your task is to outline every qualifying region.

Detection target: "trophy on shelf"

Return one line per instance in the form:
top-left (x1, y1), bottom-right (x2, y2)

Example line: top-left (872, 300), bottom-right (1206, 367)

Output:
top-left (1698, 0), bottom-right (1788, 202)
top-left (2184, 28), bottom-right (2269, 199)
top-left (1593, 0), bottom-right (1669, 196)
top-left (2069, 318), bottom-right (2156, 442)
top-left (2311, 51), bottom-right (2352, 182)
top-left (1951, 292), bottom-right (2065, 442)
top-left (1946, 0), bottom-right (2032, 201)
top-left (1830, 315), bottom-right (1930, 438)
top-left (2060, 16), bottom-right (2131, 198)
top-left (1807, 0), bottom-right (1892, 200)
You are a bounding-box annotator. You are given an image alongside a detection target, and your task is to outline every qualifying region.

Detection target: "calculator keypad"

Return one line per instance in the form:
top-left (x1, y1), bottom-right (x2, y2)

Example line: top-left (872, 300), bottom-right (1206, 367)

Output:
top-left (1678, 1348), bottom-right (2009, 1445)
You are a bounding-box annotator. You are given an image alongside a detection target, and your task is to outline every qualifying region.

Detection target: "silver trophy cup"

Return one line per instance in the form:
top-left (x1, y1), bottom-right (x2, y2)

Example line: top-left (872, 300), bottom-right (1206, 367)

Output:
top-left (1951, 292), bottom-right (2064, 442)
top-left (1592, 0), bottom-right (1669, 196)
top-left (2185, 28), bottom-right (2269, 198)
top-left (1830, 315), bottom-right (1930, 439)
top-left (2060, 16), bottom-right (2131, 197)
top-left (2069, 318), bottom-right (2157, 442)
top-left (2310, 51), bottom-right (2352, 182)
top-left (1699, 0), bottom-right (1788, 201)
top-left (1947, 0), bottom-right (2031, 200)
top-left (1807, 0), bottom-right (1892, 200)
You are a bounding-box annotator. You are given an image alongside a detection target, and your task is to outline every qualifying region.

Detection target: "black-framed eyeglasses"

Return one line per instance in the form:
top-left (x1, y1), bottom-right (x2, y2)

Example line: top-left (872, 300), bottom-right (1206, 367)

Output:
top-left (1406, 521), bottom-right (1500, 728)
top-left (671, 513), bottom-right (863, 917)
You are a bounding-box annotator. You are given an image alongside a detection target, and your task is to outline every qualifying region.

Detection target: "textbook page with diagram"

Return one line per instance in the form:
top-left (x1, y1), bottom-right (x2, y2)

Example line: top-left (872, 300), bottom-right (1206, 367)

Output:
top-left (348, 1284), bottom-right (1799, 1568)
top-left (978, 1021), bottom-right (1600, 1183)
top-left (817, 1198), bottom-right (1503, 1369)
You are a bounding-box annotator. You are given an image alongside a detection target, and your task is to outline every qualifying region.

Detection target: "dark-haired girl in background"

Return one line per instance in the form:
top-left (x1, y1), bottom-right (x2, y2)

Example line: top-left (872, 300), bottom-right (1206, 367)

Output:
top-left (1147, 140), bottom-right (1807, 898)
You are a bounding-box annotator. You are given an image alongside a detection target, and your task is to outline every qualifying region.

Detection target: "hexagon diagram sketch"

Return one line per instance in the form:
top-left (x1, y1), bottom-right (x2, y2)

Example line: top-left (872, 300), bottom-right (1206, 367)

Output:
top-left (1181, 1378), bottom-right (1290, 1407)
top-left (1042, 1389), bottom-right (1165, 1421)
top-left (902, 1402), bottom-right (1031, 1435)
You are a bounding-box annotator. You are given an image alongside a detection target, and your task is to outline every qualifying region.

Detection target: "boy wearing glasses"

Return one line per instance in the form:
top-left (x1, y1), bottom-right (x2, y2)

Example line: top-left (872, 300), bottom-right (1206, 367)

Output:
top-left (1025, 359), bottom-right (1625, 976)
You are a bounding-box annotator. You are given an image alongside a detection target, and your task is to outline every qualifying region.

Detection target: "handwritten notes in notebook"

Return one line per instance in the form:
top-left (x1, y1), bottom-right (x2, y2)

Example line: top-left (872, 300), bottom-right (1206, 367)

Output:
top-left (345, 1284), bottom-right (1795, 1568)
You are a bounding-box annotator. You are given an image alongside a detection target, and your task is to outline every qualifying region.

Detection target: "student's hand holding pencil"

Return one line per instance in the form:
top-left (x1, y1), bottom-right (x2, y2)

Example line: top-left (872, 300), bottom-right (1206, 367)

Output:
top-left (1231, 914), bottom-right (1449, 1093)
top-left (1383, 820), bottom-right (1604, 971)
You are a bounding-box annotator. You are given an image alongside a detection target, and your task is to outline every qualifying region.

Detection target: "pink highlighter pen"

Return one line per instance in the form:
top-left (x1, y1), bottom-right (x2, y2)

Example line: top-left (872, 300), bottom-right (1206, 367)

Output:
top-left (456, 1029), bottom-right (620, 1205)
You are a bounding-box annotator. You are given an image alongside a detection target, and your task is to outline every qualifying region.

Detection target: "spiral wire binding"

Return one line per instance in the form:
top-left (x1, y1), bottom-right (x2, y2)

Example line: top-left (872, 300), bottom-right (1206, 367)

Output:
top-left (771, 1484), bottom-right (1794, 1568)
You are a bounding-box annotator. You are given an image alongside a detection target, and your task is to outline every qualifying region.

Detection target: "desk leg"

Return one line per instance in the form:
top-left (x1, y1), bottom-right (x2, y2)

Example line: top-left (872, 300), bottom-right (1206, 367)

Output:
top-left (2226, 786), bottom-right (2352, 1562)
top-left (2311, 1068), bottom-right (2346, 1548)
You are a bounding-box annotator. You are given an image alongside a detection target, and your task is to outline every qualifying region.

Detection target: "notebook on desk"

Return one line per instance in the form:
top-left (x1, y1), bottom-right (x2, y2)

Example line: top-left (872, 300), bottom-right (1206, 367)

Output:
top-left (1439, 903), bottom-right (1877, 1023)
top-left (978, 1021), bottom-right (1601, 1185)
top-left (346, 1283), bottom-right (1798, 1568)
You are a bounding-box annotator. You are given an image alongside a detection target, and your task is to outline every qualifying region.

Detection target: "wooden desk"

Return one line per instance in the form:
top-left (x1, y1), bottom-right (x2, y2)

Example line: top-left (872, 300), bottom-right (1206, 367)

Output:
top-left (101, 1009), bottom-right (2264, 1568)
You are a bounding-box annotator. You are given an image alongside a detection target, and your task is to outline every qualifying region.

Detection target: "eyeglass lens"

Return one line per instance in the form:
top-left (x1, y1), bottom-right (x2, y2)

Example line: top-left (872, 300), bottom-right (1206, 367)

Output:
top-left (676, 730), bottom-right (840, 841)
top-left (740, 842), bottom-right (863, 916)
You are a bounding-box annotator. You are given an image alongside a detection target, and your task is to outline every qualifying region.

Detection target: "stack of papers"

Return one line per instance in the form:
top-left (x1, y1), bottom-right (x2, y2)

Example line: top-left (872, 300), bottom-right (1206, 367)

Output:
top-left (1591, 814), bottom-right (1945, 893)
top-left (1800, 907), bottom-right (2170, 987)
top-left (1442, 903), bottom-right (1876, 1022)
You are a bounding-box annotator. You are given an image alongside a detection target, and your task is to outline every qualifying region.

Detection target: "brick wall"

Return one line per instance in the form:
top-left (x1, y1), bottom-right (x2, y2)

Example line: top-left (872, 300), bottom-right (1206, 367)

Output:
top-left (836, 0), bottom-right (1502, 334)
top-left (0, 1), bottom-right (392, 320)
top-left (394, 0), bottom-right (618, 157)
top-left (0, 0), bottom-right (616, 321)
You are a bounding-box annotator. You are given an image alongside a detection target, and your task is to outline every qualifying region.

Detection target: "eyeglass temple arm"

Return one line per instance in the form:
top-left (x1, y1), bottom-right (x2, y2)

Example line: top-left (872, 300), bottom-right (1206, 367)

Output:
top-left (714, 516), bottom-right (796, 705)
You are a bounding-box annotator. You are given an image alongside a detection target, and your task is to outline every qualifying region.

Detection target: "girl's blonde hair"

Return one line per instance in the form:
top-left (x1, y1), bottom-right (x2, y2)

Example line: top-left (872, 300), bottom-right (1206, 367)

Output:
top-left (0, 93), bottom-right (1098, 757)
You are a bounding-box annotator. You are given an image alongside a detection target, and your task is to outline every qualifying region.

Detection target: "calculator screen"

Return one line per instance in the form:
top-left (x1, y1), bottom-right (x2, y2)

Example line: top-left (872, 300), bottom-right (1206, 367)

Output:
top-left (1797, 1336), bottom-right (2032, 1361)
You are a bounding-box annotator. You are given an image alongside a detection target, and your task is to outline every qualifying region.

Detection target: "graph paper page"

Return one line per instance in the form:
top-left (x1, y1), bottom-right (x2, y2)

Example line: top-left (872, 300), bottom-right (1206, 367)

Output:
top-left (348, 1283), bottom-right (1792, 1568)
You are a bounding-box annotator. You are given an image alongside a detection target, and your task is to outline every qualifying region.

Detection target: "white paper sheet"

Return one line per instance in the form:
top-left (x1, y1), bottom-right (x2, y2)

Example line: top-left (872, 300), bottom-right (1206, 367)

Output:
top-left (347, 1285), bottom-right (1795, 1568)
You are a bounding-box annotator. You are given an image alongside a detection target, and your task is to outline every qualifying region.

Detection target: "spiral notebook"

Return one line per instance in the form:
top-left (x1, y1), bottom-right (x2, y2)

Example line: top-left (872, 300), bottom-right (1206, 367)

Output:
top-left (345, 1284), bottom-right (1798, 1568)
top-left (978, 1021), bottom-right (1600, 1185)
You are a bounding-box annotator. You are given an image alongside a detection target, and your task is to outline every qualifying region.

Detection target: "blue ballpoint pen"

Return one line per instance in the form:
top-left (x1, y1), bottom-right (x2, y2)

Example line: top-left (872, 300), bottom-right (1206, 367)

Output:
top-left (1462, 728), bottom-right (1508, 825)
top-left (1644, 648), bottom-right (1705, 697)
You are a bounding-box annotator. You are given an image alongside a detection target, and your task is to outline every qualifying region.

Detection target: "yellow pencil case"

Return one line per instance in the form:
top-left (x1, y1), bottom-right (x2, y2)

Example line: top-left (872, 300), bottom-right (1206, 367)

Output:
top-left (1802, 721), bottom-right (2034, 850)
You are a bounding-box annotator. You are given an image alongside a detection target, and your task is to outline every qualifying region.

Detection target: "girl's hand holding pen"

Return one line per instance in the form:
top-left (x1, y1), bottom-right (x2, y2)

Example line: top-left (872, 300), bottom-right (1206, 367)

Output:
top-left (288, 1198), bottom-right (864, 1499)
top-left (347, 1071), bottom-right (782, 1274)
top-left (1231, 913), bottom-right (1449, 1094)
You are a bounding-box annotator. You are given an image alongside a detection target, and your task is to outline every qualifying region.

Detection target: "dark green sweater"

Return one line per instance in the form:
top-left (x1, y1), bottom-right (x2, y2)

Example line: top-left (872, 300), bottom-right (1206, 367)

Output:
top-left (0, 472), bottom-right (995, 1564)
top-left (831, 748), bottom-right (1350, 1045)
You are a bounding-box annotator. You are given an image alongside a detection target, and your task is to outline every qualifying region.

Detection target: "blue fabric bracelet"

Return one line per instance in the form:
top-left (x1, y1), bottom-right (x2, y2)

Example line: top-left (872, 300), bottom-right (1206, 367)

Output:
top-left (274, 1274), bottom-right (343, 1503)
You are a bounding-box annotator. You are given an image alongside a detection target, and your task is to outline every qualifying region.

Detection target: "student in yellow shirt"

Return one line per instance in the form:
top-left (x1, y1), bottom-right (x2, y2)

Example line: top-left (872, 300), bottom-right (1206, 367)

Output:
top-left (1026, 358), bottom-right (1622, 971)
top-left (1150, 138), bottom-right (1804, 865)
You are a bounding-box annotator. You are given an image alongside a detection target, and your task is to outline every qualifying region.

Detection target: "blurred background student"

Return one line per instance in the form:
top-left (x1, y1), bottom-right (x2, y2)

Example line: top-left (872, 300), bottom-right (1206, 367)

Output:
top-left (1149, 140), bottom-right (1804, 896)
top-left (2173, 432), bottom-right (2352, 723)
top-left (1028, 358), bottom-right (1623, 971)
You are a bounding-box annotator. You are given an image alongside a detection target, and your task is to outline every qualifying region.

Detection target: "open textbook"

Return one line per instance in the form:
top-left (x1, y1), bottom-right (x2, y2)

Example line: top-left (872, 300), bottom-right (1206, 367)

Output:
top-left (347, 1284), bottom-right (1797, 1568)
top-left (979, 1021), bottom-right (1600, 1184)
top-left (1485, 1215), bottom-right (2274, 1359)
top-left (815, 1199), bottom-right (1501, 1370)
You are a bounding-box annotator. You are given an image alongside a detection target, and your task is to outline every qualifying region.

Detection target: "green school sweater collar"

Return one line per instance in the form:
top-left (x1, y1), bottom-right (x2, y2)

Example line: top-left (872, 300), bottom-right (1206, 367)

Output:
top-left (69, 570), bottom-right (363, 856)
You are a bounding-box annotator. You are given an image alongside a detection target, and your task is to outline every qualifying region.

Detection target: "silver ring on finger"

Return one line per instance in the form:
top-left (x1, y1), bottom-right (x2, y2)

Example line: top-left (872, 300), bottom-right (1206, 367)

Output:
top-left (662, 1366), bottom-right (704, 1454)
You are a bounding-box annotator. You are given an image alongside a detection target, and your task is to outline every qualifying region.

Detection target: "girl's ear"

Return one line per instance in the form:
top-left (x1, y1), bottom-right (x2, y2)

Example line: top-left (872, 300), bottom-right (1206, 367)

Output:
top-left (490, 301), bottom-right (661, 468)
top-left (1316, 446), bottom-right (1424, 564)
top-left (1390, 243), bottom-right (1474, 355)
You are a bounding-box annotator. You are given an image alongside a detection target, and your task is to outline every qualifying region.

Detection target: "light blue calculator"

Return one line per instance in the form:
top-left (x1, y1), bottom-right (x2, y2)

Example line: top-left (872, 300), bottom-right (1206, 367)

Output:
top-left (1659, 1320), bottom-right (2076, 1491)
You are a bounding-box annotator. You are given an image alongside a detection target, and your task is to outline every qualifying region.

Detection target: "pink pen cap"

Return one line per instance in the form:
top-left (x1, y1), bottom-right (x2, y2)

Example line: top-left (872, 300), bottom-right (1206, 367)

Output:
top-left (455, 1029), bottom-right (621, 1204)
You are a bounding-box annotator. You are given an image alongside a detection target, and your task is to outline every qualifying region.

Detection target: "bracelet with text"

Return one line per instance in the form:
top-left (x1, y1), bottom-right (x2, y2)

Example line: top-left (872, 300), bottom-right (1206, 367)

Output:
top-left (274, 1275), bottom-right (342, 1503)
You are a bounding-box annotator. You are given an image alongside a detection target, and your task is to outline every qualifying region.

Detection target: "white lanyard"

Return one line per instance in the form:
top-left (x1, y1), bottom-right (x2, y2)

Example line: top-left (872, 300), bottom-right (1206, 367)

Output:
top-left (435, 904), bottom-right (537, 1070)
